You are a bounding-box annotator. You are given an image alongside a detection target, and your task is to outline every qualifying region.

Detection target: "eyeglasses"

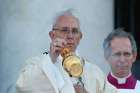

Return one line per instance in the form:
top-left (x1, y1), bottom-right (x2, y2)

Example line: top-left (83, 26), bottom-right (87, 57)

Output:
top-left (52, 27), bottom-right (80, 36)
top-left (110, 52), bottom-right (133, 60)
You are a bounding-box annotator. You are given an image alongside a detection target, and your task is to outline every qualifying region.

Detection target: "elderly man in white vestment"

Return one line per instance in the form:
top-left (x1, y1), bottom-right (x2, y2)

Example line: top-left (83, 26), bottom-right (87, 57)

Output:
top-left (16, 9), bottom-right (117, 93)
top-left (103, 28), bottom-right (140, 93)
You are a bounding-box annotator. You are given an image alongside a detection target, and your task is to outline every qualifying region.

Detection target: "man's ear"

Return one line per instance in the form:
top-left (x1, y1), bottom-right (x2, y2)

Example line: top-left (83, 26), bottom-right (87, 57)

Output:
top-left (132, 52), bottom-right (137, 63)
top-left (104, 52), bottom-right (109, 61)
top-left (49, 31), bottom-right (55, 40)
top-left (79, 31), bottom-right (82, 39)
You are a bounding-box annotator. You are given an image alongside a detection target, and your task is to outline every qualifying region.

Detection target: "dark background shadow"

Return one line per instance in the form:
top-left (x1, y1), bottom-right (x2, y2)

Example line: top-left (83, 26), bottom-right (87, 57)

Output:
top-left (114, 0), bottom-right (140, 80)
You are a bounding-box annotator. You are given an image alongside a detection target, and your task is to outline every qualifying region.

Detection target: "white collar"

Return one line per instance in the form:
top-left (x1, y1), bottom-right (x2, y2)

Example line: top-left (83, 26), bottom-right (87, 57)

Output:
top-left (111, 72), bottom-right (132, 84)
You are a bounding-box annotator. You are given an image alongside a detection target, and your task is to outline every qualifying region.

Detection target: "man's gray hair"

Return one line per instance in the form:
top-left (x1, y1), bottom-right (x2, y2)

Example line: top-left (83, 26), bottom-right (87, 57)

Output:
top-left (103, 28), bottom-right (137, 58)
top-left (52, 8), bottom-right (80, 27)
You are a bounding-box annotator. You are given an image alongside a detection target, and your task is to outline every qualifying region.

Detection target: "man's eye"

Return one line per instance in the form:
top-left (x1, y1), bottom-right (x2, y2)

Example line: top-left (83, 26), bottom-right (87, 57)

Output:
top-left (72, 28), bottom-right (79, 33)
top-left (113, 53), bottom-right (121, 57)
top-left (124, 52), bottom-right (131, 57)
top-left (61, 29), bottom-right (68, 32)
top-left (61, 27), bottom-right (69, 32)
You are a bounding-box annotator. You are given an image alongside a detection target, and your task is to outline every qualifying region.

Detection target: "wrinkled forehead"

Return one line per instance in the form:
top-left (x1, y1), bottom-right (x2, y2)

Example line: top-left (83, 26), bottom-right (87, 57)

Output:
top-left (53, 15), bottom-right (80, 28)
top-left (110, 37), bottom-right (132, 51)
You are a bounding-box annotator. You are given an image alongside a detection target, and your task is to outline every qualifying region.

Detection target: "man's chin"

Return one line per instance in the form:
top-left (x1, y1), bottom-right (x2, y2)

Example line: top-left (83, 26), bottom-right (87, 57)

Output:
top-left (66, 45), bottom-right (73, 48)
top-left (68, 46), bottom-right (75, 51)
top-left (116, 71), bottom-right (128, 78)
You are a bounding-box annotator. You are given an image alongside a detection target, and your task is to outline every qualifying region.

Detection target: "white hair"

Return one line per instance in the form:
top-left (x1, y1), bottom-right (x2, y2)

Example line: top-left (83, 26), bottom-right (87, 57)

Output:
top-left (52, 8), bottom-right (80, 27)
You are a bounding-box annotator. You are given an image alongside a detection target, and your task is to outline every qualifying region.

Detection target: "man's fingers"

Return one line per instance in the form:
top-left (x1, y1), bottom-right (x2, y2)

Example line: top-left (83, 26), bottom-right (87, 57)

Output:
top-left (74, 84), bottom-right (88, 93)
top-left (52, 38), bottom-right (66, 50)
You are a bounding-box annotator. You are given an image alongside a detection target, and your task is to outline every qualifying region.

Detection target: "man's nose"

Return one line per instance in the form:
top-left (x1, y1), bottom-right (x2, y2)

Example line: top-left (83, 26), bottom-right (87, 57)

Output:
top-left (67, 31), bottom-right (74, 38)
top-left (119, 55), bottom-right (126, 63)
